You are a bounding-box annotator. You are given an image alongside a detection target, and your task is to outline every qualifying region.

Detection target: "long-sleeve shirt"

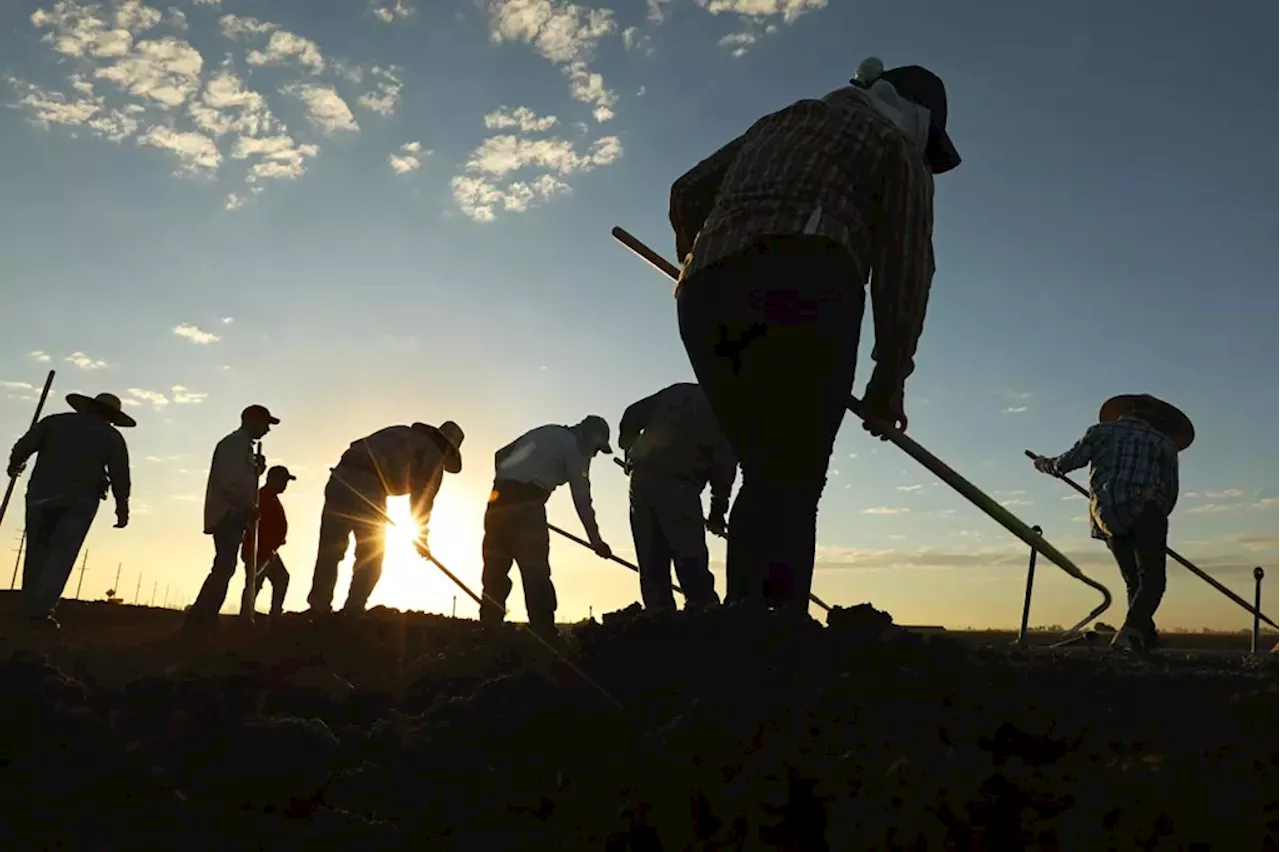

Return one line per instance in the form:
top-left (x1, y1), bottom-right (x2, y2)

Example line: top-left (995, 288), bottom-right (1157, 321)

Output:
top-left (669, 85), bottom-right (935, 385)
top-left (493, 424), bottom-right (602, 542)
top-left (8, 411), bottom-right (131, 506)
top-left (204, 428), bottom-right (259, 534)
top-left (339, 425), bottom-right (447, 527)
top-left (1051, 415), bottom-right (1180, 541)
top-left (618, 382), bottom-right (737, 517)
top-left (241, 488), bottom-right (286, 562)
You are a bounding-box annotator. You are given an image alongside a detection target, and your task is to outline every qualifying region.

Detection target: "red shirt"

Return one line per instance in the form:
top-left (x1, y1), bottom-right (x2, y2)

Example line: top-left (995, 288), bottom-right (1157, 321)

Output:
top-left (242, 488), bottom-right (287, 562)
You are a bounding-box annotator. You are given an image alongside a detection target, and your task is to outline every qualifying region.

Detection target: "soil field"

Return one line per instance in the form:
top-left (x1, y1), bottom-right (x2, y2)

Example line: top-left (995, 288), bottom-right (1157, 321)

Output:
top-left (1, 593), bottom-right (1276, 850)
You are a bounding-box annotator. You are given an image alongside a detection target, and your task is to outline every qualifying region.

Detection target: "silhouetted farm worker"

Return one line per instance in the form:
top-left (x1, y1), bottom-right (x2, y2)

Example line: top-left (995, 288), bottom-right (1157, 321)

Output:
top-left (1031, 394), bottom-right (1192, 654)
top-left (479, 416), bottom-right (613, 638)
top-left (307, 421), bottom-right (464, 617)
top-left (7, 391), bottom-right (133, 628)
top-left (618, 382), bottom-right (737, 611)
top-left (243, 464), bottom-right (296, 618)
top-left (667, 56), bottom-right (960, 611)
top-left (187, 404), bottom-right (277, 626)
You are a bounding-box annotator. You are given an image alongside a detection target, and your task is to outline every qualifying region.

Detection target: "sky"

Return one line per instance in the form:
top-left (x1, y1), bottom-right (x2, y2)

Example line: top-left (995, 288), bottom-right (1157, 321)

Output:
top-left (0, 0), bottom-right (1275, 631)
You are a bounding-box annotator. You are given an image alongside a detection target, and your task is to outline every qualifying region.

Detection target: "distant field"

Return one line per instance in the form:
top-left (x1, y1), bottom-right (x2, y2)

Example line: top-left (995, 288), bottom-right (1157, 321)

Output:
top-left (952, 628), bottom-right (1277, 652)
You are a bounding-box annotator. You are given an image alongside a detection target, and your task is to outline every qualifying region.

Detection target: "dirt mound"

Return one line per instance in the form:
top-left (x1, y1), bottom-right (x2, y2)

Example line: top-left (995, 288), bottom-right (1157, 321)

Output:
top-left (0, 600), bottom-right (1275, 850)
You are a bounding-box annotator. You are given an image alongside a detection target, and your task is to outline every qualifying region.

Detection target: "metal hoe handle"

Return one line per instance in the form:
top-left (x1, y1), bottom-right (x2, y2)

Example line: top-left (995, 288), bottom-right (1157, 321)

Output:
top-left (610, 226), bottom-right (1113, 640)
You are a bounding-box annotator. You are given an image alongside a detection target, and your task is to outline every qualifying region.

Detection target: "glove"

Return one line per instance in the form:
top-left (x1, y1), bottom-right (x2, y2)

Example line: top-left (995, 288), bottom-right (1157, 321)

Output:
top-left (861, 366), bottom-right (907, 440)
top-left (592, 540), bottom-right (612, 560)
top-left (254, 454), bottom-right (267, 476)
top-left (6, 463), bottom-right (25, 479)
top-left (114, 504), bottom-right (129, 529)
top-left (705, 514), bottom-right (727, 538)
top-left (1033, 455), bottom-right (1058, 475)
top-left (414, 539), bottom-right (433, 560)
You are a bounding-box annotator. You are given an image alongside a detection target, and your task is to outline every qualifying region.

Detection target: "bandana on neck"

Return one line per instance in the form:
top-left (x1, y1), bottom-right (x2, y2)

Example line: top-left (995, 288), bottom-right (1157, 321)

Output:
top-left (843, 56), bottom-right (932, 153)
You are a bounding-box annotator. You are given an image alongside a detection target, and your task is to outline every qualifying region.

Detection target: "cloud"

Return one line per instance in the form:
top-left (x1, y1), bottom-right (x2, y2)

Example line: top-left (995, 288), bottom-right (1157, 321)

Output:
top-left (168, 8), bottom-right (188, 30)
top-left (224, 192), bottom-right (246, 211)
top-left (647, 0), bottom-right (673, 24)
top-left (717, 30), bottom-right (758, 57)
top-left (127, 388), bottom-right (169, 407)
top-left (484, 105), bottom-right (558, 133)
top-left (30, 351), bottom-right (52, 363)
top-left (896, 484), bottom-right (924, 493)
top-left (486, 0), bottom-right (618, 121)
top-left (388, 140), bottom-right (429, 174)
top-left (143, 454), bottom-right (184, 462)
top-left (285, 83), bottom-right (358, 134)
top-left (31, 0), bottom-right (156, 59)
top-left (136, 125), bottom-right (220, 175)
top-left (1186, 503), bottom-right (1233, 515)
top-left (93, 35), bottom-right (204, 108)
top-left (1201, 488), bottom-right (1246, 500)
top-left (67, 352), bottom-right (108, 370)
top-left (171, 385), bottom-right (207, 404)
top-left (355, 66), bottom-right (403, 116)
top-left (451, 174), bottom-right (573, 222)
top-left (1001, 406), bottom-right (1028, 415)
top-left (233, 133), bottom-right (319, 181)
top-left (221, 317), bottom-right (234, 324)
top-left (999, 499), bottom-right (1034, 508)
top-left (173, 323), bottom-right (221, 344)
top-left (192, 0), bottom-right (220, 6)
top-left (6, 76), bottom-right (141, 143)
top-left (1, 381), bottom-right (37, 391)
top-left (694, 0), bottom-right (823, 56)
top-left (187, 68), bottom-right (277, 137)
top-left (862, 507), bottom-right (910, 515)
top-left (218, 13), bottom-right (274, 39)
top-left (371, 0), bottom-right (414, 22)
top-left (246, 28), bottom-right (326, 74)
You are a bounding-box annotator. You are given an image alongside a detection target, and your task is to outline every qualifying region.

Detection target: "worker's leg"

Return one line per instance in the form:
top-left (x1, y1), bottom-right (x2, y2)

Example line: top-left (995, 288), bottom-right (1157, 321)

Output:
top-left (21, 502), bottom-right (54, 614)
top-left (678, 236), bottom-right (862, 612)
top-left (1125, 502), bottom-right (1168, 644)
top-left (650, 477), bottom-right (718, 610)
top-left (630, 475), bottom-right (677, 610)
top-left (343, 508), bottom-right (388, 615)
top-left (307, 472), bottom-right (358, 614)
top-left (1105, 534), bottom-right (1142, 617)
top-left (510, 504), bottom-right (557, 635)
top-left (26, 499), bottom-right (98, 620)
top-left (265, 555), bottom-right (289, 616)
top-left (188, 509), bottom-right (247, 622)
top-left (479, 504), bottom-right (517, 624)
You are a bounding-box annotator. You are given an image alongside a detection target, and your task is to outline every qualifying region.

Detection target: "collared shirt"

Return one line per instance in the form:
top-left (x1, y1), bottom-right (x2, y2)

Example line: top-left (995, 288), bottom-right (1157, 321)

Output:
top-left (204, 428), bottom-right (258, 534)
top-left (8, 411), bottom-right (131, 506)
top-left (618, 382), bottom-right (737, 517)
top-left (242, 488), bottom-right (287, 562)
top-left (1052, 416), bottom-right (1180, 540)
top-left (339, 424), bottom-right (447, 524)
top-left (669, 86), bottom-right (935, 384)
top-left (493, 424), bottom-right (602, 541)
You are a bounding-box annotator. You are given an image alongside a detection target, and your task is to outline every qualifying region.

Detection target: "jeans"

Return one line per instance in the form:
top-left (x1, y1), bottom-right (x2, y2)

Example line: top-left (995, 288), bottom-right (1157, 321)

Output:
top-left (480, 498), bottom-right (556, 633)
top-left (677, 235), bottom-right (863, 611)
top-left (22, 498), bottom-right (99, 619)
top-left (629, 470), bottom-right (718, 610)
top-left (308, 467), bottom-right (387, 614)
top-left (189, 508), bottom-right (249, 621)
top-left (251, 554), bottom-right (289, 616)
top-left (1106, 501), bottom-right (1168, 642)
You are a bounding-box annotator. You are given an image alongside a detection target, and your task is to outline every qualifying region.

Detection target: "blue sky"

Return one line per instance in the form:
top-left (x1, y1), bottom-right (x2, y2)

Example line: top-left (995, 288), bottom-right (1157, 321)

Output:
top-left (1, 0), bottom-right (1275, 630)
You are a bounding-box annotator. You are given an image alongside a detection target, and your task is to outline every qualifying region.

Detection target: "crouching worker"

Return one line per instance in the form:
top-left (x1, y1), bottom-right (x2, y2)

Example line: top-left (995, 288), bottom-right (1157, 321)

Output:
top-left (618, 382), bottom-right (737, 611)
top-left (1031, 393), bottom-right (1192, 654)
top-left (480, 416), bottom-right (614, 639)
top-left (243, 465), bottom-right (296, 618)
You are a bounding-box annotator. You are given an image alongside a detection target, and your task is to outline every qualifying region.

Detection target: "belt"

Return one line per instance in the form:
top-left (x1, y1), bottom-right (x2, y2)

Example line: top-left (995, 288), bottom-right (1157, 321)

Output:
top-left (489, 479), bottom-right (552, 507)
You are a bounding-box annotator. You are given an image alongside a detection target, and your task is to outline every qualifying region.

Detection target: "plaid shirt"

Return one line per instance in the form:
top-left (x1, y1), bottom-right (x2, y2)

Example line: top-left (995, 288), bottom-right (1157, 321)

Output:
top-left (668, 86), bottom-right (935, 383)
top-left (1052, 415), bottom-right (1180, 540)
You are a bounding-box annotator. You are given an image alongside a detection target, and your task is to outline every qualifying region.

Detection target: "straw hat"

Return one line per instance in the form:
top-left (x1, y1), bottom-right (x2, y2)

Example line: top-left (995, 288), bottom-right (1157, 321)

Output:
top-left (67, 392), bottom-right (136, 428)
top-left (414, 421), bottom-right (465, 473)
top-left (1100, 394), bottom-right (1195, 452)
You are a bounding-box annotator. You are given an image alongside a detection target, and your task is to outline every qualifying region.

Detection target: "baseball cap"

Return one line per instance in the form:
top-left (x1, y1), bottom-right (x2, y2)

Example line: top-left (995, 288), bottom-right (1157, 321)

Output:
top-left (267, 465), bottom-right (296, 480)
top-left (580, 415), bottom-right (613, 455)
top-left (241, 404), bottom-right (280, 424)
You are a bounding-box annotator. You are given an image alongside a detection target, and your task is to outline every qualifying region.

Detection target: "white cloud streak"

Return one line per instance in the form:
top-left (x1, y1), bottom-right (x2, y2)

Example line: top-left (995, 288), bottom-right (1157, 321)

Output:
top-left (484, 105), bottom-right (558, 132)
top-left (355, 66), bottom-right (403, 116)
top-left (285, 83), bottom-right (358, 134)
top-left (67, 352), bottom-right (108, 370)
top-left (173, 323), bottom-right (221, 344)
top-left (371, 0), bottom-right (414, 22)
top-left (388, 140), bottom-right (429, 174)
top-left (30, 351), bottom-right (52, 363)
top-left (137, 125), bottom-right (220, 175)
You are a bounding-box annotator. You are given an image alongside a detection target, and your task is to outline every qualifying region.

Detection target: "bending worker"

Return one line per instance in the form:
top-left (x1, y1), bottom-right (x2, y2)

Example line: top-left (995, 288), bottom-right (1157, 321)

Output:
top-left (618, 382), bottom-right (736, 611)
top-left (307, 420), bottom-right (464, 617)
top-left (479, 415), bottom-right (613, 639)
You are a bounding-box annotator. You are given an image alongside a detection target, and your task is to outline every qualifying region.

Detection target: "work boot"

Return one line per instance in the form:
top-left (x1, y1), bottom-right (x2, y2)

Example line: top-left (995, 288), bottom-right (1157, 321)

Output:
top-left (1110, 626), bottom-right (1151, 656)
top-left (27, 615), bottom-right (59, 630)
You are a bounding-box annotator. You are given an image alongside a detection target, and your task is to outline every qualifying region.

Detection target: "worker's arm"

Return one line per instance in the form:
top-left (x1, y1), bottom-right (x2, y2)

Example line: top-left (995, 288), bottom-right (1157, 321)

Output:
top-left (410, 461), bottom-right (444, 535)
top-left (707, 434), bottom-right (737, 521)
top-left (1051, 426), bottom-right (1102, 475)
top-left (669, 133), bottom-right (747, 263)
top-left (7, 418), bottom-right (47, 477)
top-left (867, 139), bottom-right (936, 388)
top-left (106, 431), bottom-right (131, 505)
top-left (208, 437), bottom-right (255, 509)
top-left (567, 457), bottom-right (604, 545)
top-left (617, 388), bottom-right (667, 455)
top-left (1163, 448), bottom-right (1180, 513)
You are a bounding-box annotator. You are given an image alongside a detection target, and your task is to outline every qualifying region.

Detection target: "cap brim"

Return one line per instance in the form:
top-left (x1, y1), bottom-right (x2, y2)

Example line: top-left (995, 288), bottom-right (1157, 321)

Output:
top-left (600, 443), bottom-right (614, 456)
top-left (927, 127), bottom-right (961, 175)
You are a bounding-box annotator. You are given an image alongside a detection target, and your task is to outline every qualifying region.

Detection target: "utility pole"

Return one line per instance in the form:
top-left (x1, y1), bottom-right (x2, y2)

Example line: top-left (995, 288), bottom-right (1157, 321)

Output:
top-left (113, 562), bottom-right (122, 594)
top-left (74, 550), bottom-right (89, 599)
top-left (164, 585), bottom-right (170, 608)
top-left (150, 581), bottom-right (157, 607)
top-left (8, 530), bottom-right (24, 589)
top-left (134, 574), bottom-right (142, 604)
top-left (451, 595), bottom-right (457, 618)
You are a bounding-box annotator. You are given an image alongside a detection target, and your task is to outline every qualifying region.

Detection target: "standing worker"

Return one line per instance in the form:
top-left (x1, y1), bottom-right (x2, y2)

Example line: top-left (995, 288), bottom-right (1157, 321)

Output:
top-left (1030, 393), bottom-right (1192, 654)
top-left (6, 391), bottom-right (133, 628)
top-left (618, 382), bottom-right (736, 611)
top-left (306, 421), bottom-right (464, 617)
top-left (667, 56), bottom-right (960, 611)
top-left (479, 416), bottom-right (613, 639)
top-left (186, 404), bottom-right (277, 627)
top-left (243, 464), bottom-right (296, 619)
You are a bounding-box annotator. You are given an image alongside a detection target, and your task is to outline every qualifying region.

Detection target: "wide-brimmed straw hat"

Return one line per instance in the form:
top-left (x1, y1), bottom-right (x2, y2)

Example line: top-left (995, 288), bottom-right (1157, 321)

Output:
top-left (67, 392), bottom-right (136, 428)
top-left (851, 57), bottom-right (961, 175)
top-left (414, 420), bottom-right (465, 473)
top-left (1100, 394), bottom-right (1195, 452)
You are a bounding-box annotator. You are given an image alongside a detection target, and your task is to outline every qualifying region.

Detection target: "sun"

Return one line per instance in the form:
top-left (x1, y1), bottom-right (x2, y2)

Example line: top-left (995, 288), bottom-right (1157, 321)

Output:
top-left (365, 493), bottom-right (482, 615)
top-left (384, 496), bottom-right (423, 549)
